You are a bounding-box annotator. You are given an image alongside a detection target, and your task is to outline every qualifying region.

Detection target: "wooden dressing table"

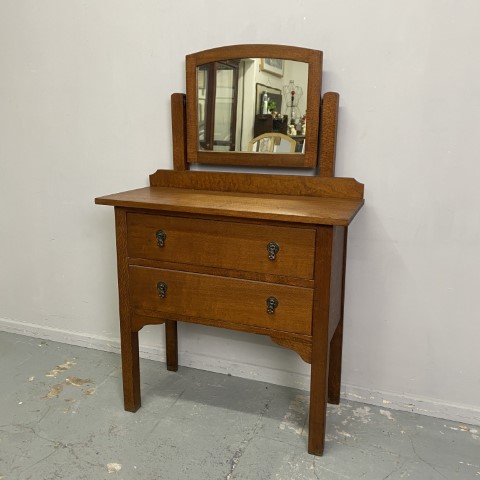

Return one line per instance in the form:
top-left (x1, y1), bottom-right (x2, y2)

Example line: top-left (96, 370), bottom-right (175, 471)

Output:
top-left (95, 45), bottom-right (364, 456)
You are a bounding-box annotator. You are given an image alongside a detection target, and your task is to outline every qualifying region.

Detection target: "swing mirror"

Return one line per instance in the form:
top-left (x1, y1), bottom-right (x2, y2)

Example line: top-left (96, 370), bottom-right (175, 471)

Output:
top-left (185, 45), bottom-right (323, 168)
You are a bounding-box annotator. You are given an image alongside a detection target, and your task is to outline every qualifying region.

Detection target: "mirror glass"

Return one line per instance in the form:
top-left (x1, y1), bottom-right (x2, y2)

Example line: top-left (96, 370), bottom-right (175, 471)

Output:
top-left (197, 58), bottom-right (308, 154)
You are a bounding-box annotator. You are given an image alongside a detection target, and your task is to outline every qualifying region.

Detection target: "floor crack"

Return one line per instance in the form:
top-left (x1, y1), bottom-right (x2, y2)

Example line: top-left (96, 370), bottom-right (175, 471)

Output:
top-left (381, 461), bottom-right (405, 480)
top-left (225, 398), bottom-right (272, 480)
top-left (313, 461), bottom-right (352, 479)
top-left (408, 434), bottom-right (448, 479)
top-left (312, 458), bottom-right (320, 480)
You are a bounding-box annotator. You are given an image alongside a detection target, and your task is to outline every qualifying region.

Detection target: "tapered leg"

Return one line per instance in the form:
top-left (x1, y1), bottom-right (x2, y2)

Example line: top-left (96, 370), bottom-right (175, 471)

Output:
top-left (115, 207), bottom-right (141, 412)
top-left (328, 227), bottom-right (348, 404)
top-left (120, 329), bottom-right (141, 412)
top-left (308, 340), bottom-right (330, 456)
top-left (308, 226), bottom-right (335, 456)
top-left (165, 320), bottom-right (178, 371)
top-left (308, 226), bottom-right (347, 455)
top-left (327, 319), bottom-right (343, 404)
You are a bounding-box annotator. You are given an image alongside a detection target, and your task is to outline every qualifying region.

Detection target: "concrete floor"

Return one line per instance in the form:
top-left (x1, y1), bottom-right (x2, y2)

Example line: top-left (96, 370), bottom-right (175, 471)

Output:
top-left (0, 331), bottom-right (479, 480)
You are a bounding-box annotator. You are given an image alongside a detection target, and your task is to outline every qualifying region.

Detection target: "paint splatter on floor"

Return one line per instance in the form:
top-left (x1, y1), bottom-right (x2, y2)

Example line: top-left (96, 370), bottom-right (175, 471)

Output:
top-left (106, 463), bottom-right (122, 473)
top-left (41, 361), bottom-right (94, 399)
top-left (65, 376), bottom-right (92, 387)
top-left (42, 384), bottom-right (64, 399)
top-left (380, 409), bottom-right (395, 421)
top-left (279, 394), bottom-right (308, 435)
top-left (352, 406), bottom-right (372, 424)
top-left (45, 360), bottom-right (76, 377)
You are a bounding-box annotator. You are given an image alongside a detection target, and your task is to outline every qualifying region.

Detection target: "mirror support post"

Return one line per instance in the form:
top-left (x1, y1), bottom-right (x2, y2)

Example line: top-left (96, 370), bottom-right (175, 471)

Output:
top-left (171, 93), bottom-right (189, 171)
top-left (318, 92), bottom-right (339, 177)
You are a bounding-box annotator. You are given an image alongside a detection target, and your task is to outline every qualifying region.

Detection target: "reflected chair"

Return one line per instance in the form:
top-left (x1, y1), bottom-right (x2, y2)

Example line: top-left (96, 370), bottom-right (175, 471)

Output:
top-left (247, 132), bottom-right (297, 153)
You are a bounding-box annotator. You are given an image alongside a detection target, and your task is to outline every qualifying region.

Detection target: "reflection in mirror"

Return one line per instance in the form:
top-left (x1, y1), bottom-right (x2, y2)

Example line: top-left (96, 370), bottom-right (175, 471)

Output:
top-left (248, 132), bottom-right (297, 153)
top-left (197, 59), bottom-right (308, 154)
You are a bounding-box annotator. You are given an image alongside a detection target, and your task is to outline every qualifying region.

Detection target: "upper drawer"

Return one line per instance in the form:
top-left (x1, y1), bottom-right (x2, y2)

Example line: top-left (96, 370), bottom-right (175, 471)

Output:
top-left (127, 214), bottom-right (315, 279)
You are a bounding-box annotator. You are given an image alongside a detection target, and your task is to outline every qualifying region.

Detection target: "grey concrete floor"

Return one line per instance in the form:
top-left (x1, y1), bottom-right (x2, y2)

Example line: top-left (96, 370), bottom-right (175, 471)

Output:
top-left (0, 331), bottom-right (479, 480)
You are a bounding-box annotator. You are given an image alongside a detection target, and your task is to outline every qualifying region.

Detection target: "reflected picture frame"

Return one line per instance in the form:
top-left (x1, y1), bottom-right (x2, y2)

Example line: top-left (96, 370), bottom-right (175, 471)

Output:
top-left (260, 58), bottom-right (284, 77)
top-left (255, 83), bottom-right (282, 115)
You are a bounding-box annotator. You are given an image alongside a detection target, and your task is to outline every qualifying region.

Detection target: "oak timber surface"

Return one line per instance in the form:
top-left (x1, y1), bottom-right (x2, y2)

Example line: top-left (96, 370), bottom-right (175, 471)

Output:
top-left (129, 266), bottom-right (314, 336)
top-left (95, 187), bottom-right (364, 226)
top-left (148, 170), bottom-right (364, 199)
top-left (127, 213), bottom-right (316, 279)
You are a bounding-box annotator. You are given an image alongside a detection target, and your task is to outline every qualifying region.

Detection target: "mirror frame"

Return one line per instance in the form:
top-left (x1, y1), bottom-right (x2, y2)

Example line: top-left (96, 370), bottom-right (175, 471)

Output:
top-left (185, 44), bottom-right (322, 168)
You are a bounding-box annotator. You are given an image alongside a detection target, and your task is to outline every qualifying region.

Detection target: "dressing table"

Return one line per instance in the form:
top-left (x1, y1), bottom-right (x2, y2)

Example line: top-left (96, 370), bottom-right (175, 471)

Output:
top-left (95, 44), bottom-right (364, 456)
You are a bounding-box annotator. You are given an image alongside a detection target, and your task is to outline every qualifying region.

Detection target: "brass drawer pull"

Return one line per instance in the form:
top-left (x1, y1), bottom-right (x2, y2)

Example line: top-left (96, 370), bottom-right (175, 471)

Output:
top-left (157, 282), bottom-right (168, 299)
top-left (267, 241), bottom-right (280, 261)
top-left (155, 230), bottom-right (167, 248)
top-left (266, 296), bottom-right (279, 314)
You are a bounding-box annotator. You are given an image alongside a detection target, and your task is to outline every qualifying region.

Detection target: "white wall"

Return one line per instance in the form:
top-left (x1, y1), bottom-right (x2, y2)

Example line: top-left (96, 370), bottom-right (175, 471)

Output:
top-left (1, 0), bottom-right (479, 424)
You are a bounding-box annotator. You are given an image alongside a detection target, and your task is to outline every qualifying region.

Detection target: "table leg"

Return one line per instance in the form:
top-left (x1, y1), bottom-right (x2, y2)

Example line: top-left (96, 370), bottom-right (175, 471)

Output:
top-left (328, 227), bottom-right (347, 404)
top-left (165, 320), bottom-right (178, 371)
top-left (328, 319), bottom-right (343, 404)
top-left (115, 207), bottom-right (141, 412)
top-left (120, 329), bottom-right (141, 412)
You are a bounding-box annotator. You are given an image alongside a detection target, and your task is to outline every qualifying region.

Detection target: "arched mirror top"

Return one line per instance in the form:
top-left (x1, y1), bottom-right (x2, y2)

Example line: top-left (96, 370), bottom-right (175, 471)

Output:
top-left (185, 44), bottom-right (323, 168)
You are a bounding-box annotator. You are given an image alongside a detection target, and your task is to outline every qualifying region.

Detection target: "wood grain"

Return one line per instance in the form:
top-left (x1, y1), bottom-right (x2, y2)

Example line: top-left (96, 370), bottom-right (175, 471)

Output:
top-left (114, 207), bottom-right (141, 412)
top-left (328, 226), bottom-right (348, 404)
top-left (328, 320), bottom-right (343, 405)
top-left (127, 213), bottom-right (315, 280)
top-left (131, 312), bottom-right (312, 346)
top-left (149, 170), bottom-right (364, 199)
top-left (128, 258), bottom-right (314, 289)
top-left (171, 93), bottom-right (188, 171)
top-left (128, 266), bottom-right (314, 336)
top-left (96, 186), bottom-right (363, 226)
top-left (327, 226), bottom-right (346, 342)
top-left (270, 336), bottom-right (312, 363)
top-left (319, 92), bottom-right (340, 177)
top-left (308, 225), bottom-right (334, 456)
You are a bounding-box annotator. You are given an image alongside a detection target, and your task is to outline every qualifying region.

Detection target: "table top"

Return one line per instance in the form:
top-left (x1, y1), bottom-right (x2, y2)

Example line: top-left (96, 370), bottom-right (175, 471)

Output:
top-left (95, 186), bottom-right (364, 226)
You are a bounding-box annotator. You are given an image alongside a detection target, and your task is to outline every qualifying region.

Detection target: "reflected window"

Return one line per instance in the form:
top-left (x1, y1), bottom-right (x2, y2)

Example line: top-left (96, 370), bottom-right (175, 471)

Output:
top-left (198, 60), bottom-right (239, 152)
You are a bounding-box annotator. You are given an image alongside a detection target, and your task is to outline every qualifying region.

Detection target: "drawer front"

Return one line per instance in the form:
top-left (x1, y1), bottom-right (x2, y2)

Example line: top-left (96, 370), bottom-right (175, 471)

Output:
top-left (129, 266), bottom-right (313, 335)
top-left (127, 214), bottom-right (315, 279)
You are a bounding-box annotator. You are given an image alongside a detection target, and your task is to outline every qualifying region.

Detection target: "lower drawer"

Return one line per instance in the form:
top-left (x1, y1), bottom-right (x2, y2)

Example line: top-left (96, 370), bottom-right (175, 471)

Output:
top-left (129, 266), bottom-right (313, 335)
